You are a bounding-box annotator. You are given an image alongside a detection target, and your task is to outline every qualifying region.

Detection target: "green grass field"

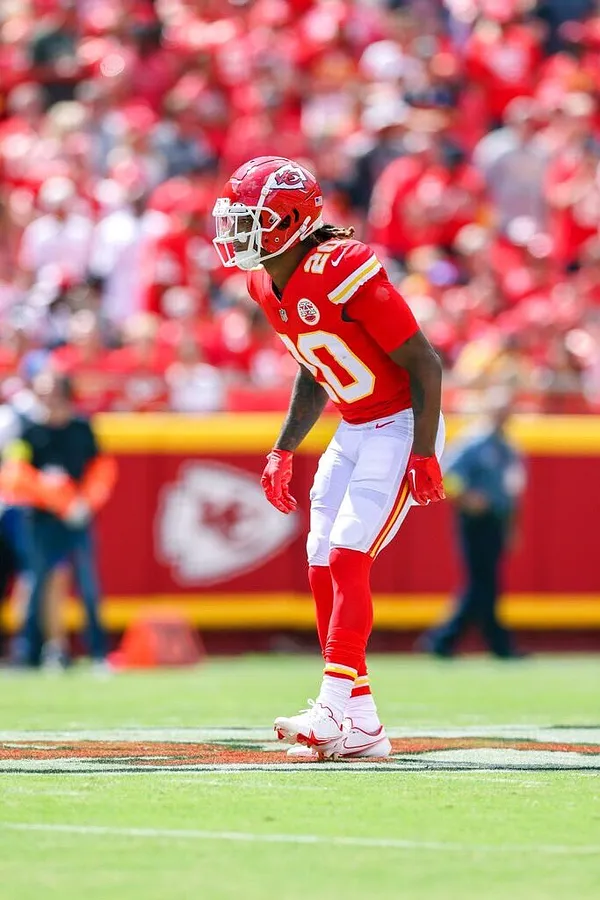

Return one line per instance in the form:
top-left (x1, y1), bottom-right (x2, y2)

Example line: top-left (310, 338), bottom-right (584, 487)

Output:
top-left (0, 654), bottom-right (598, 899)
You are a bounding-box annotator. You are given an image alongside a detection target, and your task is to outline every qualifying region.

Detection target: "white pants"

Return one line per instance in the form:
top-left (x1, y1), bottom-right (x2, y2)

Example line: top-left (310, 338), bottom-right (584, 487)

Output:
top-left (307, 410), bottom-right (445, 565)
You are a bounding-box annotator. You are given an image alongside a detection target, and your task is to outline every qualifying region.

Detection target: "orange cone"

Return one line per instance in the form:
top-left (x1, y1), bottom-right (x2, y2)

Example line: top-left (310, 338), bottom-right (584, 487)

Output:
top-left (111, 614), bottom-right (205, 668)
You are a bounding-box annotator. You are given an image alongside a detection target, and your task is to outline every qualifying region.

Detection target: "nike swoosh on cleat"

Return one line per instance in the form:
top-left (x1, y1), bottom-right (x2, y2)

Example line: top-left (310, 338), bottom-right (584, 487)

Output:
top-left (309, 734), bottom-right (339, 746)
top-left (340, 739), bottom-right (384, 754)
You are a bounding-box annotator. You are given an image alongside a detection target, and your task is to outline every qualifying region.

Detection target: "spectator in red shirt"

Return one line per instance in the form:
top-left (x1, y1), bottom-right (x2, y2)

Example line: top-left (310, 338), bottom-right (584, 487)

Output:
top-left (127, 22), bottom-right (181, 113)
top-left (545, 133), bottom-right (600, 269)
top-left (369, 137), bottom-right (485, 260)
top-left (464, 2), bottom-right (543, 128)
top-left (141, 185), bottom-right (214, 317)
top-left (0, 0), bottom-right (598, 418)
top-left (52, 309), bottom-right (116, 415)
top-left (107, 312), bottom-right (172, 411)
top-left (0, 323), bottom-right (34, 398)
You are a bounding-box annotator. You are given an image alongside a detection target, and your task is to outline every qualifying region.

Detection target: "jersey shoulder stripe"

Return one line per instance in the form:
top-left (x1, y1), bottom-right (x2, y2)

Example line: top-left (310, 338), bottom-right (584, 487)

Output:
top-left (327, 253), bottom-right (382, 305)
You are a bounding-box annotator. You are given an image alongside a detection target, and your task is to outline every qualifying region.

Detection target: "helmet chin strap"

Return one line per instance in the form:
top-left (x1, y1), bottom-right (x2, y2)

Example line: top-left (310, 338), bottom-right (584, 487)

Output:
top-left (234, 247), bottom-right (262, 270)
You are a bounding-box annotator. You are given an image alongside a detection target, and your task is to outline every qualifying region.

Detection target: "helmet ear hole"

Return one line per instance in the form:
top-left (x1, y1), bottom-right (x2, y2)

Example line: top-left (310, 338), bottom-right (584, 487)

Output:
top-left (277, 210), bottom-right (299, 231)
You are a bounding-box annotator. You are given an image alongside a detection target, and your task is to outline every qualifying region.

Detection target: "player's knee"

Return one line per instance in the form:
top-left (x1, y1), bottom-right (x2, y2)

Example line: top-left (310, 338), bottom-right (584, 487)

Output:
top-left (306, 530), bottom-right (330, 567)
top-left (309, 459), bottom-right (334, 504)
top-left (329, 513), bottom-right (367, 553)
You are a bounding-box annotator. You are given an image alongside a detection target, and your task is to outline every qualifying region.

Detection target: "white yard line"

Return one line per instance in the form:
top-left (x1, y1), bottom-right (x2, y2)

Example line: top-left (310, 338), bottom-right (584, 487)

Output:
top-left (0, 726), bottom-right (598, 744)
top-left (2, 788), bottom-right (86, 797)
top-left (0, 822), bottom-right (598, 856)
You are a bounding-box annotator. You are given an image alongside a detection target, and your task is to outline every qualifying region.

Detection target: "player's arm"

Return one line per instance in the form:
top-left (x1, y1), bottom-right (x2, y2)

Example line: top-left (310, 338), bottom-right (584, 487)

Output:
top-left (388, 331), bottom-right (442, 458)
top-left (260, 366), bottom-right (328, 514)
top-left (389, 332), bottom-right (445, 505)
top-left (345, 275), bottom-right (444, 504)
top-left (0, 439), bottom-right (76, 515)
top-left (274, 365), bottom-right (329, 452)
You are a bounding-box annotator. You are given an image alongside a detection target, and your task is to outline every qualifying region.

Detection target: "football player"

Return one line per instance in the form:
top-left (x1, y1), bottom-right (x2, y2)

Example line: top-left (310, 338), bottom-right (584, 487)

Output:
top-left (213, 156), bottom-right (445, 759)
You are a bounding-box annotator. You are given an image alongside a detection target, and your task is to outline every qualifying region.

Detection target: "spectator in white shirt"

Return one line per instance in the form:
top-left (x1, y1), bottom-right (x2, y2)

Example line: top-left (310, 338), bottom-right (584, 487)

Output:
top-left (18, 176), bottom-right (93, 288)
top-left (89, 183), bottom-right (168, 324)
top-left (166, 334), bottom-right (225, 413)
top-left (473, 97), bottom-right (549, 233)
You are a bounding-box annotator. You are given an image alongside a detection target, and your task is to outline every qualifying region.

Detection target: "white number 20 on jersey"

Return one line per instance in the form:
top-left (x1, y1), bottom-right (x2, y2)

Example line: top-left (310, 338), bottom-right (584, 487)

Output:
top-left (279, 331), bottom-right (375, 404)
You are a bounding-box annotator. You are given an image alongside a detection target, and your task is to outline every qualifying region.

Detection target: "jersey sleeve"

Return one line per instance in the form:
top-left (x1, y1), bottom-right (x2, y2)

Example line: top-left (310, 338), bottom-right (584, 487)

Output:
top-left (324, 241), bottom-right (383, 306)
top-left (344, 275), bottom-right (419, 353)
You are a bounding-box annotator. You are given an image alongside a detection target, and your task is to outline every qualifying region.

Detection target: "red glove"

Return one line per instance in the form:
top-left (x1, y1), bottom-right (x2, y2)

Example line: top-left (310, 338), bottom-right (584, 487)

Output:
top-left (261, 449), bottom-right (298, 514)
top-left (406, 451), bottom-right (445, 506)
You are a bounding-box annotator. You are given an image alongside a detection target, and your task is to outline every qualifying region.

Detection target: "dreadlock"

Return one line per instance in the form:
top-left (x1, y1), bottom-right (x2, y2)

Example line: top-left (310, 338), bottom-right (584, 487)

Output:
top-left (307, 223), bottom-right (355, 248)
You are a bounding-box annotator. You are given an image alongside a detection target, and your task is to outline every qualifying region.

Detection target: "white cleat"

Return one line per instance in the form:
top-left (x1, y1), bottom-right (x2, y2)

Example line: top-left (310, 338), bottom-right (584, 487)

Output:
top-left (286, 744), bottom-right (325, 760)
top-left (285, 718), bottom-right (392, 760)
top-left (337, 718), bottom-right (392, 758)
top-left (274, 700), bottom-right (343, 757)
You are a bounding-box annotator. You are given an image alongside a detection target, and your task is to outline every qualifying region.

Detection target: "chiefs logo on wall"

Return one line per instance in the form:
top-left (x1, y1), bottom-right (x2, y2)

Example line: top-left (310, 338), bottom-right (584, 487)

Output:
top-left (156, 461), bottom-right (301, 585)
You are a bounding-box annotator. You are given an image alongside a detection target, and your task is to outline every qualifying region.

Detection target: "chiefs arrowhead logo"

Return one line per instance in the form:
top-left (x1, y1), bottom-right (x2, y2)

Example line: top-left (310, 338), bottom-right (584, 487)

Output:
top-left (269, 165), bottom-right (308, 191)
top-left (156, 461), bottom-right (301, 585)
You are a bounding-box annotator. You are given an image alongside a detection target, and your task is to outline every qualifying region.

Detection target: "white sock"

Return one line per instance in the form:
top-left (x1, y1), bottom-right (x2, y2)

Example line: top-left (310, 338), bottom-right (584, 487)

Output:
top-left (317, 667), bottom-right (357, 721)
top-left (346, 692), bottom-right (380, 730)
top-left (345, 674), bottom-right (381, 730)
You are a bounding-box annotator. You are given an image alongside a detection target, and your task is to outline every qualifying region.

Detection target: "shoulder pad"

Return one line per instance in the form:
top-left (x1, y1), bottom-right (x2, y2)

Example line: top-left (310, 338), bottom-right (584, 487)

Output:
top-left (302, 240), bottom-right (382, 305)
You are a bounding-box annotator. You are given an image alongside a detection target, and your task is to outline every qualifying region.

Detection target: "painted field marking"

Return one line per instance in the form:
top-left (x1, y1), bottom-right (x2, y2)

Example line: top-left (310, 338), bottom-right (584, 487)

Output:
top-left (0, 726), bottom-right (598, 773)
top-left (1, 822), bottom-right (598, 856)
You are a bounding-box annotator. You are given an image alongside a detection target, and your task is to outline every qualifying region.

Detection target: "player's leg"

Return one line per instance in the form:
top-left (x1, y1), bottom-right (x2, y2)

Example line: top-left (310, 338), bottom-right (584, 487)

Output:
top-left (276, 426), bottom-right (360, 753)
top-left (371, 413), bottom-right (446, 556)
top-left (285, 415), bottom-right (412, 755)
top-left (322, 412), bottom-right (445, 753)
top-left (306, 433), bottom-right (357, 654)
top-left (277, 412), bottom-right (443, 756)
top-left (316, 420), bottom-right (411, 750)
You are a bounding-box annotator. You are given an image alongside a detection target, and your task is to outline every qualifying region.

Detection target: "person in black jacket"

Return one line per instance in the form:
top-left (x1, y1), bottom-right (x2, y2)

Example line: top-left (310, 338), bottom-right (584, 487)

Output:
top-left (0, 372), bottom-right (117, 667)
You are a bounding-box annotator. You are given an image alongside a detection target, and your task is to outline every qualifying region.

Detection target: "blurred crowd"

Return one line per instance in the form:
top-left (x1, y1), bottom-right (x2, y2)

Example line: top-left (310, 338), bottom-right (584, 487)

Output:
top-left (1, 0), bottom-right (600, 414)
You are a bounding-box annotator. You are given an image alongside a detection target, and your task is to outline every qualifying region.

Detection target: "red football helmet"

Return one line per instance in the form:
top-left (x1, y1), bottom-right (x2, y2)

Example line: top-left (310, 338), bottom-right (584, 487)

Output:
top-left (212, 156), bottom-right (323, 270)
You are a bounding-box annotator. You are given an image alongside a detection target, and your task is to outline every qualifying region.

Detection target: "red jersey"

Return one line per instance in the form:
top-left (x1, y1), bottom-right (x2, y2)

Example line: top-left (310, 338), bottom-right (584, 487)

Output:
top-left (141, 224), bottom-right (212, 316)
top-left (106, 345), bottom-right (172, 412)
top-left (247, 240), bottom-right (418, 425)
top-left (52, 346), bottom-right (116, 415)
top-left (465, 23), bottom-right (541, 121)
top-left (369, 159), bottom-right (484, 257)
